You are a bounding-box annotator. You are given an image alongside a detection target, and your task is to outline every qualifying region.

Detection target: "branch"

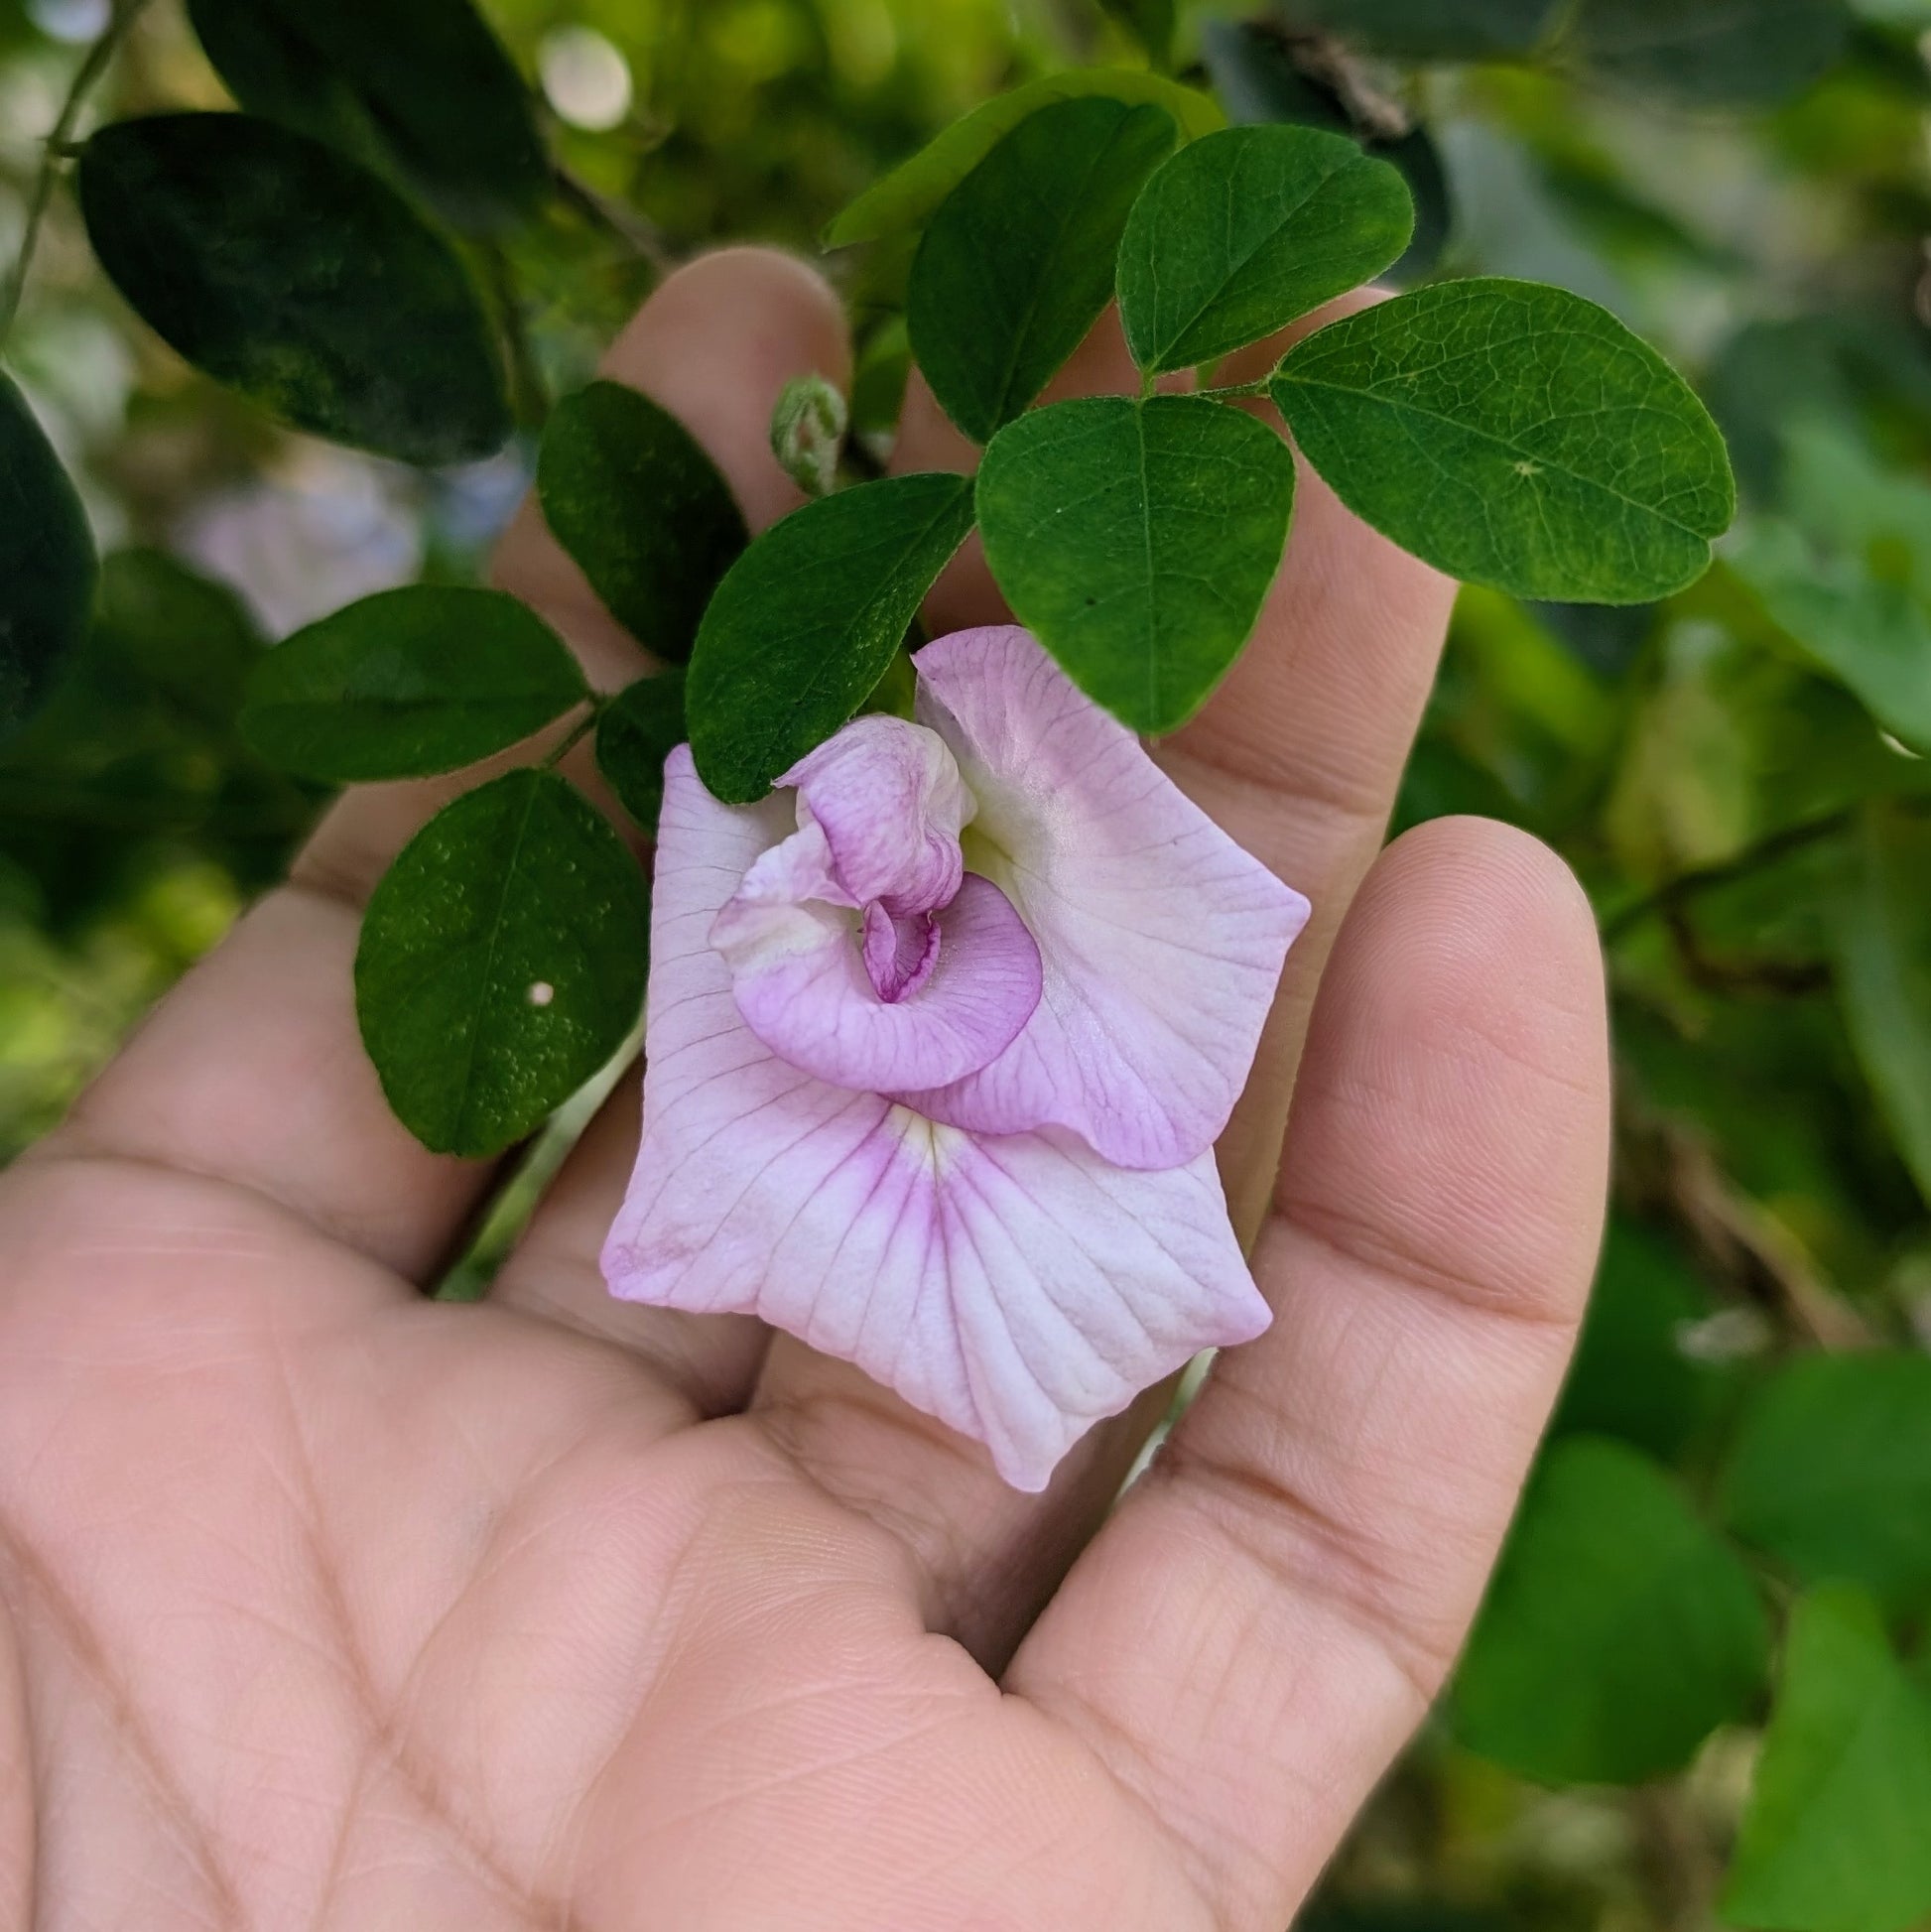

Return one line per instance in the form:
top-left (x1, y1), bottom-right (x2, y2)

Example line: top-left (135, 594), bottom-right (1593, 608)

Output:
top-left (0, 0), bottom-right (156, 349)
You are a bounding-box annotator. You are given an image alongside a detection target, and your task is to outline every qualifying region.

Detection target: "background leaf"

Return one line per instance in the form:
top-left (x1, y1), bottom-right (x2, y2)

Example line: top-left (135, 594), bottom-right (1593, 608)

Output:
top-left (1453, 1437), bottom-right (1769, 1785)
top-left (1831, 806), bottom-right (1931, 1204)
top-left (595, 671), bottom-right (686, 835)
top-left (355, 769), bottom-right (647, 1158)
top-left (1116, 123), bottom-right (1413, 374)
top-left (537, 381), bottom-right (748, 664)
top-left (1550, 1219), bottom-right (1725, 1459)
top-left (78, 114), bottom-right (510, 465)
top-left (185, 0), bottom-right (548, 232)
top-left (94, 548), bottom-right (262, 731)
top-left (1729, 426), bottom-right (1931, 751)
top-left (824, 67), bottom-right (1222, 247)
top-left (1271, 278), bottom-right (1735, 602)
top-left (686, 471), bottom-right (973, 803)
top-left (1724, 1586), bottom-right (1931, 1932)
top-left (1720, 1352), bottom-right (1931, 1612)
top-left (0, 373), bottom-right (96, 742)
top-left (241, 586), bottom-right (586, 782)
top-left (1096, 0), bottom-right (1176, 66)
top-left (1562, 0), bottom-right (1852, 106)
top-left (975, 393), bottom-right (1297, 732)
top-left (909, 96), bottom-right (1177, 442)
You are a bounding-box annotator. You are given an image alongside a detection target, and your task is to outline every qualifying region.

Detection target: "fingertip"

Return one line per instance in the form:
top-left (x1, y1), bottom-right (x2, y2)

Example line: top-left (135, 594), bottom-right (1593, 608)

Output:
top-left (605, 246), bottom-right (853, 533)
top-left (1289, 814), bottom-right (1610, 1324)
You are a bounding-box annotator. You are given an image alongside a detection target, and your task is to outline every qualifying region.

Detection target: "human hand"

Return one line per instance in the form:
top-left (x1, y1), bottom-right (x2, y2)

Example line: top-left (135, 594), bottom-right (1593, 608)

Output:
top-left (0, 249), bottom-right (1609, 1931)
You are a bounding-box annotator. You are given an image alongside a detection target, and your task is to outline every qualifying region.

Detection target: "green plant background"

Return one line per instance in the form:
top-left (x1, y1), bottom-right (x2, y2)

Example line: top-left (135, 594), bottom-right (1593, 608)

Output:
top-left (6, 0), bottom-right (1931, 1925)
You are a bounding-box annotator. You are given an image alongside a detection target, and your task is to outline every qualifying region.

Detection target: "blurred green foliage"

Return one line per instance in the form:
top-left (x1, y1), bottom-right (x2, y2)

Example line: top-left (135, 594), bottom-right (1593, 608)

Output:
top-left (7, 0), bottom-right (1931, 1924)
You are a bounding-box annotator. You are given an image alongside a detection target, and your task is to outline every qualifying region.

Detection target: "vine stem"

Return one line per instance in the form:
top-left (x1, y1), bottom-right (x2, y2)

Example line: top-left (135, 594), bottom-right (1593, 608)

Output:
top-left (0, 0), bottom-right (157, 350)
top-left (1598, 806), bottom-right (1859, 946)
top-left (1195, 375), bottom-right (1272, 403)
top-left (541, 703), bottom-right (602, 770)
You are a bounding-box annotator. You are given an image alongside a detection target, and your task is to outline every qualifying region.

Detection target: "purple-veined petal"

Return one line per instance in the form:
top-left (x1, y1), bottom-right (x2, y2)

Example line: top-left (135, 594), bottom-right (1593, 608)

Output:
top-left (781, 714), bottom-right (969, 915)
top-left (602, 748), bottom-right (1271, 1490)
top-left (713, 845), bottom-right (1042, 1093)
top-left (902, 627), bottom-right (1312, 1171)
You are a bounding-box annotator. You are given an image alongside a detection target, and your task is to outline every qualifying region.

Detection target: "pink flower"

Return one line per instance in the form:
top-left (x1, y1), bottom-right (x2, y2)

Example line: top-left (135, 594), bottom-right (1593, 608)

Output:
top-left (602, 628), bottom-right (1311, 1489)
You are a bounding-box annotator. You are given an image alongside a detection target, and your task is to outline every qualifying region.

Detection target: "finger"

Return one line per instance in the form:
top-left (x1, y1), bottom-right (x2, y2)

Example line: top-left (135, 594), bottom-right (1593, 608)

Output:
top-left (40, 250), bottom-right (848, 1286)
top-left (755, 296), bottom-right (1452, 1664)
top-left (1007, 818), bottom-right (1609, 1932)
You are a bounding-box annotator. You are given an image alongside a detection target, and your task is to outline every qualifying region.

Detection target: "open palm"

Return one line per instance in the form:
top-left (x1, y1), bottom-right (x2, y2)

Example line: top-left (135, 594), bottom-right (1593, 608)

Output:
top-left (0, 252), bottom-right (1609, 1931)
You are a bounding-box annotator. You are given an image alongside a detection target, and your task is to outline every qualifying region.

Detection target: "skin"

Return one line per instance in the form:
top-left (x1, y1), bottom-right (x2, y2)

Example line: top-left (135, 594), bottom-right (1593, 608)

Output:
top-left (0, 251), bottom-right (1610, 1931)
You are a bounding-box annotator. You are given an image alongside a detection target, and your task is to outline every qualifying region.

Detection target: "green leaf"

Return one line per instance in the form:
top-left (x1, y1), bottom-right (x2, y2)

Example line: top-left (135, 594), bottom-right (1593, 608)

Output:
top-left (1551, 1219), bottom-right (1721, 1460)
top-left (1116, 124), bottom-right (1413, 375)
top-left (94, 548), bottom-right (263, 730)
top-left (824, 68), bottom-right (1223, 248)
top-left (909, 97), bottom-right (1178, 443)
top-left (1200, 21), bottom-right (1452, 281)
top-left (1832, 806), bottom-right (1931, 1204)
top-left (1563, 0), bottom-right (1851, 106)
top-left (975, 394), bottom-right (1297, 732)
top-left (1730, 427), bottom-right (1931, 752)
top-left (595, 671), bottom-right (686, 835)
top-left (1278, 0), bottom-right (1559, 60)
top-left (1719, 1352), bottom-right (1931, 1614)
top-left (1453, 1437), bottom-right (1769, 1785)
top-left (1271, 278), bottom-right (1735, 603)
top-left (184, 0), bottom-right (549, 231)
top-left (686, 472), bottom-right (974, 804)
top-left (241, 586), bottom-right (587, 782)
top-left (537, 381), bottom-right (748, 664)
top-left (78, 114), bottom-right (510, 465)
top-left (1724, 1586), bottom-right (1931, 1932)
top-left (1098, 0), bottom-right (1176, 65)
top-left (355, 769), bottom-right (647, 1157)
top-left (0, 373), bottom-right (96, 741)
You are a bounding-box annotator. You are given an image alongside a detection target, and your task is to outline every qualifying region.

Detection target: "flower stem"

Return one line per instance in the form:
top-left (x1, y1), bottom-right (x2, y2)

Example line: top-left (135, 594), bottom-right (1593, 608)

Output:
top-left (0, 0), bottom-right (156, 350)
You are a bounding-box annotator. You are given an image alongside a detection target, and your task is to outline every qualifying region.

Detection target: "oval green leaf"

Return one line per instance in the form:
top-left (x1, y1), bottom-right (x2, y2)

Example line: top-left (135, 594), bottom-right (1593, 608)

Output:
top-left (355, 769), bottom-right (648, 1157)
top-left (537, 381), bottom-right (748, 665)
top-left (241, 585), bottom-right (587, 782)
top-left (185, 0), bottom-right (549, 231)
top-left (1453, 1437), bottom-right (1769, 1786)
top-left (686, 471), bottom-right (974, 804)
top-left (824, 68), bottom-right (1223, 249)
top-left (79, 114), bottom-right (510, 465)
top-left (1270, 278), bottom-right (1735, 603)
top-left (975, 393), bottom-right (1297, 733)
top-left (1117, 124), bottom-right (1413, 375)
top-left (1719, 1351), bottom-right (1931, 1615)
top-left (1724, 1586), bottom-right (1931, 1932)
top-left (0, 373), bottom-right (97, 741)
top-left (595, 671), bottom-right (687, 835)
top-left (910, 97), bottom-right (1178, 443)
top-left (1200, 20), bottom-right (1453, 283)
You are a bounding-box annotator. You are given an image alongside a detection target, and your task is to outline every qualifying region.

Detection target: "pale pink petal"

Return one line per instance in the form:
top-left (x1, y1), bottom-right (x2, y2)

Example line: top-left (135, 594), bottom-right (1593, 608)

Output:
top-left (713, 848), bottom-right (1043, 1094)
top-left (781, 715), bottom-right (969, 914)
top-left (602, 749), bottom-right (1271, 1491)
top-left (901, 627), bottom-right (1312, 1170)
